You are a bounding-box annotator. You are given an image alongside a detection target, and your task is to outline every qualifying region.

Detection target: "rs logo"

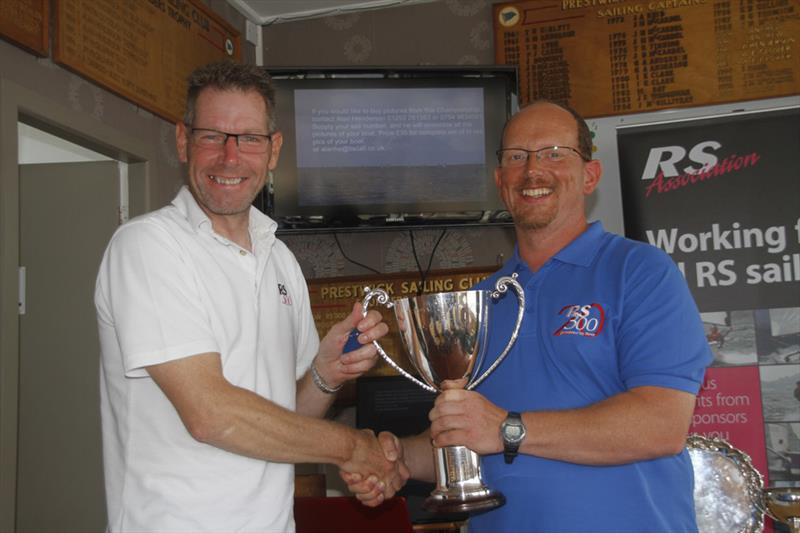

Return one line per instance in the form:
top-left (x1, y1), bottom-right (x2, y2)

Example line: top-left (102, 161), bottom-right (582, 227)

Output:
top-left (553, 303), bottom-right (605, 337)
top-left (640, 141), bottom-right (721, 181)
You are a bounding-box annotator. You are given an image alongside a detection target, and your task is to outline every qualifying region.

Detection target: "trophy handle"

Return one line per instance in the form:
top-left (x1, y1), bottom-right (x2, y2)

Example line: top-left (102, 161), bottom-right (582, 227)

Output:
top-left (361, 287), bottom-right (438, 393)
top-left (466, 274), bottom-right (525, 391)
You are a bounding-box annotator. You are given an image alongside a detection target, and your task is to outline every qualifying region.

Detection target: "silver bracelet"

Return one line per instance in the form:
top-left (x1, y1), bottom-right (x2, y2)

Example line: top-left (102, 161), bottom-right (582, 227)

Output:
top-left (310, 360), bottom-right (342, 394)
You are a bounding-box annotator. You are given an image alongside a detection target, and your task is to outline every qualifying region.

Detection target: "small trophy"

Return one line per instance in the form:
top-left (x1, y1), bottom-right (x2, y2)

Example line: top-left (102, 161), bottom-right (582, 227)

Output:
top-left (361, 274), bottom-right (524, 513)
top-left (763, 487), bottom-right (800, 533)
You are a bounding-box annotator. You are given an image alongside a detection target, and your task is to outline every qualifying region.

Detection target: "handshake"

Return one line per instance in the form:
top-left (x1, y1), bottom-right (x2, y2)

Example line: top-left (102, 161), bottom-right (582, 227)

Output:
top-left (339, 430), bottom-right (412, 507)
top-left (337, 377), bottom-right (506, 509)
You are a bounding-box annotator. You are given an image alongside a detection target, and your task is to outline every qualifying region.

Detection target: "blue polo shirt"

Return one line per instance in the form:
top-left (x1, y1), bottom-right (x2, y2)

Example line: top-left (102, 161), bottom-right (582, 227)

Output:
top-left (469, 222), bottom-right (711, 533)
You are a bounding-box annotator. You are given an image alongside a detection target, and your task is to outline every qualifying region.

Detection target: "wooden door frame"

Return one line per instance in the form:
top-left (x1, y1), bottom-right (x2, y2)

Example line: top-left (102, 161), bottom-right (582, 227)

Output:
top-left (0, 78), bottom-right (155, 531)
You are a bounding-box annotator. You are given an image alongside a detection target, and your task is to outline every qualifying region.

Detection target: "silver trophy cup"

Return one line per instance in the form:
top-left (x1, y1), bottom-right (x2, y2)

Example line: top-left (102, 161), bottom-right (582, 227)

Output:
top-left (361, 274), bottom-right (524, 513)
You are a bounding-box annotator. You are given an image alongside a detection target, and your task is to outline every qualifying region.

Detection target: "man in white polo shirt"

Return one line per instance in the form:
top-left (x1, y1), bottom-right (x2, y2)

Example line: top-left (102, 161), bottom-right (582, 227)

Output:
top-left (94, 61), bottom-right (406, 532)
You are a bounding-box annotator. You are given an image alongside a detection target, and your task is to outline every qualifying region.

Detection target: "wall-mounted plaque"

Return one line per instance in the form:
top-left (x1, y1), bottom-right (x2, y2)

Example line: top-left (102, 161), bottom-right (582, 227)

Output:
top-left (308, 268), bottom-right (495, 377)
top-left (0, 0), bottom-right (48, 56)
top-left (54, 0), bottom-right (241, 124)
top-left (494, 0), bottom-right (800, 117)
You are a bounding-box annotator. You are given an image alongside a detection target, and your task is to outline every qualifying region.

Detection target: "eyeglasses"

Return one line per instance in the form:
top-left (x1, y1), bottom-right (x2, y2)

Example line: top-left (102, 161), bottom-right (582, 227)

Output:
top-left (496, 146), bottom-right (589, 167)
top-left (188, 126), bottom-right (273, 154)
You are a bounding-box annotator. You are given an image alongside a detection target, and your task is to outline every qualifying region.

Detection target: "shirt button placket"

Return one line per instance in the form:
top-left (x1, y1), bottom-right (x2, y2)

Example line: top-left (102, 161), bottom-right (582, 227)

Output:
top-left (524, 275), bottom-right (539, 336)
top-left (235, 248), bottom-right (259, 306)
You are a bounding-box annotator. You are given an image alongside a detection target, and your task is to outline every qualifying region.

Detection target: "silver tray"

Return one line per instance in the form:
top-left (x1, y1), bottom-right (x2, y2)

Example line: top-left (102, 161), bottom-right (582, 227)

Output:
top-left (688, 434), bottom-right (764, 533)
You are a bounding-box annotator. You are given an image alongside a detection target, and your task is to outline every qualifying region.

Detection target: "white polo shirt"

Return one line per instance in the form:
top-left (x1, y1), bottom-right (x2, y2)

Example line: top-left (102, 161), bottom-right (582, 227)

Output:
top-left (95, 186), bottom-right (319, 532)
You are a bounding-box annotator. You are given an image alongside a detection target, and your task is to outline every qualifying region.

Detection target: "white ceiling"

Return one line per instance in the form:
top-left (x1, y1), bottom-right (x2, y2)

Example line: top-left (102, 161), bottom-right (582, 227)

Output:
top-left (228, 0), bottom-right (437, 25)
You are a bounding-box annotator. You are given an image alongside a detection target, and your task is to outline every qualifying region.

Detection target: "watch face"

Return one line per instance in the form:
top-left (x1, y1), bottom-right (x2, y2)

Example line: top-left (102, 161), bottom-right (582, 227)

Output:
top-left (503, 420), bottom-right (526, 444)
top-left (506, 426), bottom-right (522, 439)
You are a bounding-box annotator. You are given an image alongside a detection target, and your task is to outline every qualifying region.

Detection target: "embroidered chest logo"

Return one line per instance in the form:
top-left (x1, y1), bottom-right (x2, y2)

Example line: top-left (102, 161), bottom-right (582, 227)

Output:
top-left (277, 283), bottom-right (292, 306)
top-left (553, 303), bottom-right (605, 337)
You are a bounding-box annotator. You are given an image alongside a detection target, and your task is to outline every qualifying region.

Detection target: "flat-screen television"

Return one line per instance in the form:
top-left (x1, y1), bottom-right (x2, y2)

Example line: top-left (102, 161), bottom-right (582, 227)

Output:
top-left (258, 66), bottom-right (518, 229)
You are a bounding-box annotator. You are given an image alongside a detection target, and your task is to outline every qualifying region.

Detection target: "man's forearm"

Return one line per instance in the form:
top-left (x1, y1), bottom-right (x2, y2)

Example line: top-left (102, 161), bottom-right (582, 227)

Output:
top-left (430, 384), bottom-right (697, 466)
top-left (517, 386), bottom-right (696, 465)
top-left (187, 378), bottom-right (357, 466)
top-left (147, 352), bottom-right (380, 471)
top-left (402, 431), bottom-right (436, 483)
top-left (296, 369), bottom-right (337, 418)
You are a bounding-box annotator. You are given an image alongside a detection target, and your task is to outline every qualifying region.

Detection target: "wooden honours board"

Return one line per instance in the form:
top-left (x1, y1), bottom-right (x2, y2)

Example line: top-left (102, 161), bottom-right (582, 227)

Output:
top-left (308, 268), bottom-right (495, 377)
top-left (494, 0), bottom-right (800, 118)
top-left (0, 0), bottom-right (48, 56)
top-left (54, 0), bottom-right (241, 124)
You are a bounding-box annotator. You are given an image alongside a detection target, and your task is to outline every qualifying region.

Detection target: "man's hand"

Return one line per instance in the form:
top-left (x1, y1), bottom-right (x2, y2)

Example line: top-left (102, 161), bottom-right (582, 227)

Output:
top-left (340, 431), bottom-right (409, 507)
top-left (315, 302), bottom-right (388, 389)
top-left (429, 379), bottom-right (506, 455)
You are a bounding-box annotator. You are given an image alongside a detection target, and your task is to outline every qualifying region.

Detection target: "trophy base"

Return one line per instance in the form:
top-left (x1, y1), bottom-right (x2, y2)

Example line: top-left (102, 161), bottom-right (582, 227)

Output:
top-left (422, 488), bottom-right (506, 514)
top-left (425, 445), bottom-right (506, 514)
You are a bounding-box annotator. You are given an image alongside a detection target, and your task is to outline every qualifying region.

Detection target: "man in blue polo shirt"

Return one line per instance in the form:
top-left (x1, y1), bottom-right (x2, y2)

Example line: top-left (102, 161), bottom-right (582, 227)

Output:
top-left (344, 100), bottom-right (712, 532)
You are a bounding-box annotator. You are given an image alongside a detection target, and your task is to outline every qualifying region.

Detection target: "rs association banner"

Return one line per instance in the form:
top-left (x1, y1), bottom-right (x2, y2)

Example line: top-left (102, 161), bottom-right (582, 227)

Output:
top-left (618, 106), bottom-right (800, 489)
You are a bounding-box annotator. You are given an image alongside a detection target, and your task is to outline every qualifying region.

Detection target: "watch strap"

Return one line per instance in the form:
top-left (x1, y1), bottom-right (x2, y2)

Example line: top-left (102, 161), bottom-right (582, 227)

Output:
top-left (503, 411), bottom-right (522, 464)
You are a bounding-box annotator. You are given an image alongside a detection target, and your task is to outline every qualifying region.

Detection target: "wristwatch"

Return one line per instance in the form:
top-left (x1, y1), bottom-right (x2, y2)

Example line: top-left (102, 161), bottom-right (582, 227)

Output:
top-left (500, 411), bottom-right (527, 464)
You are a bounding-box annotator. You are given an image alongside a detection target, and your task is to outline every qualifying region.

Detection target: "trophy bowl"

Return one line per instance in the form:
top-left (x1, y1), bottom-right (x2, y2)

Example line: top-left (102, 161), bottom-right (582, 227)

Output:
top-left (686, 435), bottom-right (764, 533)
top-left (763, 487), bottom-right (800, 533)
top-left (362, 275), bottom-right (524, 514)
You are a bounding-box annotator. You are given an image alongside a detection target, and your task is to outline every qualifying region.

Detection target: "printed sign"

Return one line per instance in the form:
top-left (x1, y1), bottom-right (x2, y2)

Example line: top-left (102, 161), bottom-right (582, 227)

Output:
top-left (493, 0), bottom-right (800, 117)
top-left (618, 106), bottom-right (800, 488)
top-left (54, 0), bottom-right (241, 123)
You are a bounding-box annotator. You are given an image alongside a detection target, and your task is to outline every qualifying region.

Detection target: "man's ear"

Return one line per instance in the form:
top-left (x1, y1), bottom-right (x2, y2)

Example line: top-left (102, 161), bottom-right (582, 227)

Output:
top-left (175, 122), bottom-right (188, 163)
top-left (494, 166), bottom-right (503, 189)
top-left (267, 131), bottom-right (283, 171)
top-left (583, 159), bottom-right (602, 195)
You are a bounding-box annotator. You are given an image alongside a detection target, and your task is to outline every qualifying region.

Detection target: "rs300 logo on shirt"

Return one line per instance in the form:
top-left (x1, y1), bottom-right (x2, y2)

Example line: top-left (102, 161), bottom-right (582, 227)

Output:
top-left (277, 283), bottom-right (292, 306)
top-left (553, 303), bottom-right (605, 337)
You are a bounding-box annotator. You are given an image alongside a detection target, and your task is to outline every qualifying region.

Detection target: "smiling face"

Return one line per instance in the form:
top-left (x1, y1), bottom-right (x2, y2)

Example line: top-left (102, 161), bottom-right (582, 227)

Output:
top-left (494, 102), bottom-right (600, 237)
top-left (176, 88), bottom-right (282, 227)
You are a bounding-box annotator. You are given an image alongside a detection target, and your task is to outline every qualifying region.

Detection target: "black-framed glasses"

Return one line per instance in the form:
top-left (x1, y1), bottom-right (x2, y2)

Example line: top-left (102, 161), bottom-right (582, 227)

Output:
top-left (188, 126), bottom-right (273, 154)
top-left (496, 146), bottom-right (589, 167)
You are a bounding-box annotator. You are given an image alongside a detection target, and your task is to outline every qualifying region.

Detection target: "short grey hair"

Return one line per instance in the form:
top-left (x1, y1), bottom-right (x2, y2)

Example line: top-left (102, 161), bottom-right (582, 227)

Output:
top-left (183, 61), bottom-right (277, 132)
